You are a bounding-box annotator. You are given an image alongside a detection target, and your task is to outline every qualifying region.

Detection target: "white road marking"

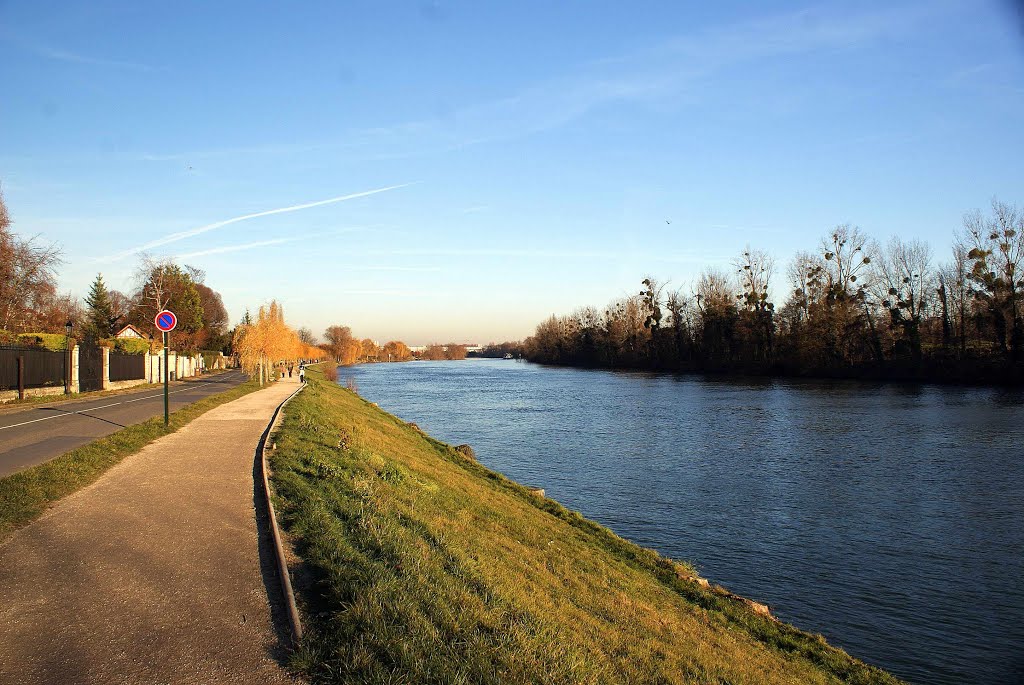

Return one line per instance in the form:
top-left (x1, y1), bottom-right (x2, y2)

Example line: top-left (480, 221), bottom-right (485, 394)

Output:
top-left (0, 373), bottom-right (243, 431)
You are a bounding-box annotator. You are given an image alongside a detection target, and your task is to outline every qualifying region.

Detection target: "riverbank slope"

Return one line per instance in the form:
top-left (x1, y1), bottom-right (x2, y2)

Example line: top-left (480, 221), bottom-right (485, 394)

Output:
top-left (269, 368), bottom-right (901, 684)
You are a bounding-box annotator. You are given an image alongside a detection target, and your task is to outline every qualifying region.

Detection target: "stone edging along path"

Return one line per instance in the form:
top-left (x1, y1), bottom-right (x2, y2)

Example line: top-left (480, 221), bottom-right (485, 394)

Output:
top-left (260, 381), bottom-right (305, 645)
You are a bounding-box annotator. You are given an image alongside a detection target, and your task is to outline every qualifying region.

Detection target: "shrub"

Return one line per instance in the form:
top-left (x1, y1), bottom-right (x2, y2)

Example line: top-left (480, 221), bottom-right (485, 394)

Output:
top-left (321, 364), bottom-right (338, 382)
top-left (455, 444), bottom-right (476, 460)
top-left (105, 338), bottom-right (151, 355)
top-left (201, 351), bottom-right (223, 368)
top-left (17, 333), bottom-right (72, 351)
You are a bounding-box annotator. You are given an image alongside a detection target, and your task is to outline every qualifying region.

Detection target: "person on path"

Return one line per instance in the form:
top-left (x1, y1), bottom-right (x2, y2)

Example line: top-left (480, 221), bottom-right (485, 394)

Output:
top-left (299, 368), bottom-right (305, 383)
top-left (288, 365), bottom-right (293, 378)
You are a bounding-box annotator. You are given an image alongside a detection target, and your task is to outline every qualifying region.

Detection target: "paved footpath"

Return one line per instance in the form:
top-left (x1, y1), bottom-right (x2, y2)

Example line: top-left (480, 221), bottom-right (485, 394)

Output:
top-left (0, 375), bottom-right (302, 685)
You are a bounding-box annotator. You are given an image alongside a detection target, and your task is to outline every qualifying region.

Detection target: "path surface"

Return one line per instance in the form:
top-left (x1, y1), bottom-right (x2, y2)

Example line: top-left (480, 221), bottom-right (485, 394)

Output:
top-left (0, 374), bottom-right (302, 685)
top-left (0, 370), bottom-right (248, 477)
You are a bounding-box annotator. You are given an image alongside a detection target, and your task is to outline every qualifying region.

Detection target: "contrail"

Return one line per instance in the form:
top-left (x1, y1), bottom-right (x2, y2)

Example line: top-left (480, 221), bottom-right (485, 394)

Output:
top-left (175, 238), bottom-right (292, 260)
top-left (173, 226), bottom-right (374, 260)
top-left (99, 183), bottom-right (414, 262)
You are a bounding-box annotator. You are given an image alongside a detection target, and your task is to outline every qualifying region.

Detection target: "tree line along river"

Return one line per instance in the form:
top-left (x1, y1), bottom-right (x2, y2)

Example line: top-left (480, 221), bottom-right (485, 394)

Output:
top-left (341, 358), bottom-right (1024, 685)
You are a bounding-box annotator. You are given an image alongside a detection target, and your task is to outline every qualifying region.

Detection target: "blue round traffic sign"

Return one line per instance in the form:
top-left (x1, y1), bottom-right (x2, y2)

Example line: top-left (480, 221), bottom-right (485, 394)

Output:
top-left (155, 310), bottom-right (177, 332)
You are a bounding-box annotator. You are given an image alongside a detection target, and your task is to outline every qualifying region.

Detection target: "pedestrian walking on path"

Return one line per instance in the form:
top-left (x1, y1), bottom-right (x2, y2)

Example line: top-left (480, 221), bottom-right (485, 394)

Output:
top-left (0, 374), bottom-right (302, 684)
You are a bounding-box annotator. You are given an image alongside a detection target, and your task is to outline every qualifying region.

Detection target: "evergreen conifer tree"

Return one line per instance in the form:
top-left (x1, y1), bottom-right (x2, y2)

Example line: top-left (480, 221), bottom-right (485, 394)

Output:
top-left (84, 273), bottom-right (115, 340)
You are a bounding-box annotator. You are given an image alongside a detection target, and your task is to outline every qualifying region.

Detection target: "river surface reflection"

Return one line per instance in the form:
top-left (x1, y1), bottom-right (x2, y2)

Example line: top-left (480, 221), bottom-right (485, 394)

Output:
top-left (342, 359), bottom-right (1024, 685)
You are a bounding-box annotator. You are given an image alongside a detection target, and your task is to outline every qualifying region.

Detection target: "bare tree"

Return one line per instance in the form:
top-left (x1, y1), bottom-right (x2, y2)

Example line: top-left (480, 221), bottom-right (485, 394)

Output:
top-left (938, 245), bottom-right (971, 356)
top-left (959, 199), bottom-right (1024, 358)
top-left (818, 225), bottom-right (880, 362)
top-left (694, 269), bottom-right (737, 362)
top-left (130, 255), bottom-right (205, 350)
top-left (664, 286), bottom-right (692, 361)
top-left (873, 237), bottom-right (933, 360)
top-left (695, 269), bottom-right (733, 313)
top-left (0, 190), bottom-right (64, 332)
top-left (783, 251), bottom-right (824, 329)
top-left (734, 247), bottom-right (776, 361)
top-left (133, 255), bottom-right (176, 316)
top-left (108, 289), bottom-right (134, 333)
top-left (735, 247), bottom-right (774, 310)
top-left (820, 224), bottom-right (874, 301)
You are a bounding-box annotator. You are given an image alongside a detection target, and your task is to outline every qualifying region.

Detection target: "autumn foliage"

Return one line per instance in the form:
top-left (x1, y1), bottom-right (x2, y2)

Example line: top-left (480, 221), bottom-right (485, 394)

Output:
top-left (233, 301), bottom-right (322, 385)
top-left (322, 325), bottom-right (414, 365)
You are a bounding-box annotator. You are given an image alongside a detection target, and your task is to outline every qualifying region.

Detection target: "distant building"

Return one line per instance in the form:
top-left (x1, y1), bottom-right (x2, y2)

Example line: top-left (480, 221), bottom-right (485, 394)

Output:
top-left (114, 325), bottom-right (146, 339)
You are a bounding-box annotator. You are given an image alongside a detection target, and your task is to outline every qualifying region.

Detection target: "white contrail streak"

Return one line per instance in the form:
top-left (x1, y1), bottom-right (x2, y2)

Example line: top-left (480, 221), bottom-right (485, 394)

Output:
top-left (175, 238), bottom-right (292, 260)
top-left (99, 183), bottom-right (414, 262)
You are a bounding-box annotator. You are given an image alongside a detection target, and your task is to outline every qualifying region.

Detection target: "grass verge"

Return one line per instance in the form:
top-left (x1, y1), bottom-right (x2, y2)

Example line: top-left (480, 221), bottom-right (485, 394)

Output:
top-left (0, 377), bottom-right (260, 541)
top-left (269, 368), bottom-right (903, 685)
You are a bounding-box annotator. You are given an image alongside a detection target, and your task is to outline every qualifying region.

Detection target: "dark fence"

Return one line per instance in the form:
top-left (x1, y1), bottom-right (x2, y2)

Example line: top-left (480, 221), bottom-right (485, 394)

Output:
top-left (110, 352), bottom-right (145, 382)
top-left (0, 345), bottom-right (66, 391)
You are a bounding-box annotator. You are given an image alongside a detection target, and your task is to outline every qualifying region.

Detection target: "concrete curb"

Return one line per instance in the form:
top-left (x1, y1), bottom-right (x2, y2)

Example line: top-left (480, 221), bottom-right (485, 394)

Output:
top-left (258, 383), bottom-right (305, 647)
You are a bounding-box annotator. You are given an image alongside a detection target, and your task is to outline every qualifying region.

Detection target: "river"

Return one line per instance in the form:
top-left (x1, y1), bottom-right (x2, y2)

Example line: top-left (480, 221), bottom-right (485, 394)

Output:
top-left (340, 358), bottom-right (1024, 685)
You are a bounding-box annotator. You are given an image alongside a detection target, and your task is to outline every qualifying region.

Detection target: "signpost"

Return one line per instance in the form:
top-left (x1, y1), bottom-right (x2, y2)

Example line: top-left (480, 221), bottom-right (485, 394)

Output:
top-left (155, 310), bottom-right (177, 426)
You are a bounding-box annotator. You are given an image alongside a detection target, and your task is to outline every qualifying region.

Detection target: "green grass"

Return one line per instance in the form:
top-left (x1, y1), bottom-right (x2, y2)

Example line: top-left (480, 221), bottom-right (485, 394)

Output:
top-left (0, 377), bottom-right (260, 541)
top-left (269, 368), bottom-right (903, 685)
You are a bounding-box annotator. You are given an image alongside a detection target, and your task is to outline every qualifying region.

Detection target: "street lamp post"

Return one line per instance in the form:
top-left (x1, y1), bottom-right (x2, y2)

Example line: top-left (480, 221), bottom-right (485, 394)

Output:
top-left (64, 320), bottom-right (73, 394)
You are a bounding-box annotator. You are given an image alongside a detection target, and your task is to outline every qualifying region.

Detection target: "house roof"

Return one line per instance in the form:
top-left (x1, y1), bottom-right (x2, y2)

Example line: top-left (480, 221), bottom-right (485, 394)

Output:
top-left (114, 324), bottom-right (147, 338)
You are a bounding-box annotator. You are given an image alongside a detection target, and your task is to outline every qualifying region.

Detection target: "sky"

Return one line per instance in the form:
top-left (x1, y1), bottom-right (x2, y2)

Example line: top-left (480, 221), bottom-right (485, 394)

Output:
top-left (1, 1), bottom-right (1022, 345)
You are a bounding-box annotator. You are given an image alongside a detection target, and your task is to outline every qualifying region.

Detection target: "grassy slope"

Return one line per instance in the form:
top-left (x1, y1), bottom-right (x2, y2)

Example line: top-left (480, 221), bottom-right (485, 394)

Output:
top-left (0, 378), bottom-right (260, 540)
top-left (271, 370), bottom-right (903, 685)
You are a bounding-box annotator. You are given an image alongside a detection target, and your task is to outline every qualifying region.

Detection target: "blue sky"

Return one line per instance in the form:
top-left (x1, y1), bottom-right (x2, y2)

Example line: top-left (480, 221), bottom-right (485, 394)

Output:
top-left (1, 1), bottom-right (1022, 345)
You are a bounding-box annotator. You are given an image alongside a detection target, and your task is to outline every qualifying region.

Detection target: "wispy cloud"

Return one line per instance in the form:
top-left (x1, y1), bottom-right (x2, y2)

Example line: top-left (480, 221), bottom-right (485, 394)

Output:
top-left (0, 30), bottom-right (158, 72)
top-left (35, 46), bottom-right (157, 72)
top-left (134, 3), bottom-right (958, 165)
top-left (946, 62), bottom-right (995, 84)
top-left (96, 183), bottom-right (415, 262)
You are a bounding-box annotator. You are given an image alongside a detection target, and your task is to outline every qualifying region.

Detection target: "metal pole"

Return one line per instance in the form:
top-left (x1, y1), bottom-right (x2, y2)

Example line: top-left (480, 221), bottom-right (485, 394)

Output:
top-left (163, 331), bottom-right (169, 426)
top-left (17, 355), bottom-right (24, 400)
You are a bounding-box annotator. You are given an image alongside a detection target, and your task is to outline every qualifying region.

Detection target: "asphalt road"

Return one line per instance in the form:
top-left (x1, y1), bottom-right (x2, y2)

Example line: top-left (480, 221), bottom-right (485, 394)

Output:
top-left (0, 370), bottom-right (247, 478)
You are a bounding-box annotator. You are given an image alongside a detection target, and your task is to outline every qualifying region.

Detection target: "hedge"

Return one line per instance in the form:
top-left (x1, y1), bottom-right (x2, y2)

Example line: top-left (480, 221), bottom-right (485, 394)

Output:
top-left (104, 338), bottom-right (152, 355)
top-left (15, 333), bottom-right (73, 351)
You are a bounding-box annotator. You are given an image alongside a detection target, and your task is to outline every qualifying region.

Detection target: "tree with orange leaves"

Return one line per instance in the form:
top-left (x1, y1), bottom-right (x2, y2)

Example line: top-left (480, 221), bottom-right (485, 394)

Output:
top-left (233, 300), bottom-right (302, 385)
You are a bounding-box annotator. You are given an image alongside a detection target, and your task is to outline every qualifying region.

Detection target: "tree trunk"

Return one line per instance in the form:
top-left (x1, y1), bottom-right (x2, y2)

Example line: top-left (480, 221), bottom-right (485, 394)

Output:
top-left (937, 278), bottom-right (951, 350)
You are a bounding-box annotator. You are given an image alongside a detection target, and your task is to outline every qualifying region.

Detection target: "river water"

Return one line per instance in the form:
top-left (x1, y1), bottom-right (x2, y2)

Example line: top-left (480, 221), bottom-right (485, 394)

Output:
top-left (341, 359), bottom-right (1024, 685)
